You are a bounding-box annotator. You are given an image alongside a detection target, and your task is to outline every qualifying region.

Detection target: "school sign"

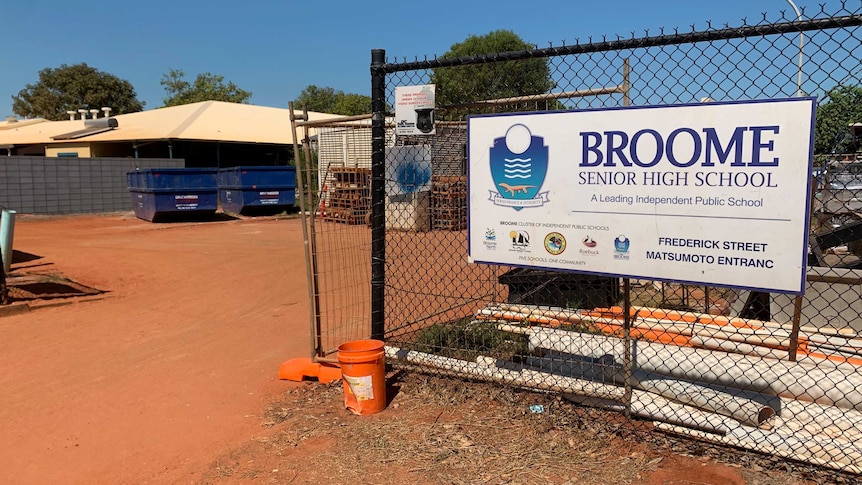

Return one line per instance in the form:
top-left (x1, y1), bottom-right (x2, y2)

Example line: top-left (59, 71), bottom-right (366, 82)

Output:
top-left (467, 98), bottom-right (816, 294)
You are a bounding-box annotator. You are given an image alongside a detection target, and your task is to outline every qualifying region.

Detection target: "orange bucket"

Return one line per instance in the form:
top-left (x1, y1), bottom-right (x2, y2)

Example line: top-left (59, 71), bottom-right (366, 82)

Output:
top-left (337, 339), bottom-right (387, 415)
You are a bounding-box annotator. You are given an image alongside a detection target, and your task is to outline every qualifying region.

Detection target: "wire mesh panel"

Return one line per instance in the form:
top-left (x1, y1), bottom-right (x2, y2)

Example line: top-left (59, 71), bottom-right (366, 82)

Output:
top-left (369, 3), bottom-right (862, 475)
top-left (293, 117), bottom-right (375, 359)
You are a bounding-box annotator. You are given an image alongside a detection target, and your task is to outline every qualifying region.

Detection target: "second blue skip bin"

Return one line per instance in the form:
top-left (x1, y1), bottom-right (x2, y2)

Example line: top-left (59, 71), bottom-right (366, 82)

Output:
top-left (218, 166), bottom-right (296, 215)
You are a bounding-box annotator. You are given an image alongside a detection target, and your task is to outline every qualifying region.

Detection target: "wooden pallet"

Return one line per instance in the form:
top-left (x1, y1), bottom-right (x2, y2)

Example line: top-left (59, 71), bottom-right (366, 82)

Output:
top-left (432, 176), bottom-right (468, 231)
top-left (324, 168), bottom-right (371, 225)
top-left (331, 167), bottom-right (371, 188)
top-left (433, 219), bottom-right (467, 230)
top-left (322, 208), bottom-right (368, 225)
top-left (432, 201), bottom-right (466, 209)
top-left (433, 175), bottom-right (467, 184)
top-left (329, 192), bottom-right (370, 210)
top-left (322, 214), bottom-right (367, 225)
top-left (432, 207), bottom-right (467, 216)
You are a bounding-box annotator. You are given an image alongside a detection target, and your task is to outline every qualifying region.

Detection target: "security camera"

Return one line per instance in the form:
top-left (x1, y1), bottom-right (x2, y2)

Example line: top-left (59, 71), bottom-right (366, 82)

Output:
top-left (415, 108), bottom-right (434, 133)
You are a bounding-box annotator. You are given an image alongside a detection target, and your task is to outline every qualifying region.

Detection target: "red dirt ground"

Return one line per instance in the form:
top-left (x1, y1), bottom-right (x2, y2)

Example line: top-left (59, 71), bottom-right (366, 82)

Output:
top-left (0, 213), bottom-right (804, 484)
top-left (0, 213), bottom-right (310, 484)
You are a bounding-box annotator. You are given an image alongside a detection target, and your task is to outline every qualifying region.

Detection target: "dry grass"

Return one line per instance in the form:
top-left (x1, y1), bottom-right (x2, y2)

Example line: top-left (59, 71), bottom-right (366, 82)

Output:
top-left (194, 369), bottom-right (862, 485)
top-left (253, 371), bottom-right (652, 485)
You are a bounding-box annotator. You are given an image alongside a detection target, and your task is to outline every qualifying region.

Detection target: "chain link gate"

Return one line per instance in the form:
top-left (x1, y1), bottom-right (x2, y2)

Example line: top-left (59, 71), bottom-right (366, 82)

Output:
top-left (291, 2), bottom-right (862, 474)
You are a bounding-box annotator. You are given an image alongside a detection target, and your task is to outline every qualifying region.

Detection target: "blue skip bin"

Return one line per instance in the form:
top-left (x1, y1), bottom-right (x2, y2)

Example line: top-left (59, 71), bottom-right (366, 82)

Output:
top-left (217, 166), bottom-right (296, 215)
top-left (127, 168), bottom-right (218, 222)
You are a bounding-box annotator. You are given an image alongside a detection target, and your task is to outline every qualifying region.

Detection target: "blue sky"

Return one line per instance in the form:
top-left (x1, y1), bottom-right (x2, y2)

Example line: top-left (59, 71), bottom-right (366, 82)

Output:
top-left (0, 0), bottom-right (854, 117)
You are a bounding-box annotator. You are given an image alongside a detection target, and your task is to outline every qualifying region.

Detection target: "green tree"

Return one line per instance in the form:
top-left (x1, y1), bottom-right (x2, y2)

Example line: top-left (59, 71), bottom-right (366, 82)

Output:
top-left (430, 30), bottom-right (555, 112)
top-left (295, 85), bottom-right (371, 115)
top-left (815, 85), bottom-right (862, 155)
top-left (161, 69), bottom-right (252, 107)
top-left (12, 63), bottom-right (144, 120)
top-left (334, 93), bottom-right (372, 115)
top-left (296, 85), bottom-right (338, 112)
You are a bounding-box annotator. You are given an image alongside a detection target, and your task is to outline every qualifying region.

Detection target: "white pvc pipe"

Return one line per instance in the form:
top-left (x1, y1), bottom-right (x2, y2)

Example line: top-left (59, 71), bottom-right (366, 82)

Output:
top-left (628, 390), bottom-right (732, 435)
top-left (0, 209), bottom-right (16, 274)
top-left (809, 334), bottom-right (862, 350)
top-left (526, 326), bottom-right (862, 411)
top-left (634, 375), bottom-right (775, 428)
top-left (732, 423), bottom-right (862, 465)
top-left (387, 346), bottom-right (732, 435)
top-left (564, 391), bottom-right (733, 435)
top-left (522, 355), bottom-right (776, 427)
top-left (384, 346), bottom-right (625, 402)
top-left (630, 304), bottom-right (856, 339)
top-left (809, 341), bottom-right (862, 359)
top-left (486, 305), bottom-right (797, 349)
top-left (777, 397), bottom-right (862, 442)
top-left (656, 422), bottom-right (862, 473)
top-left (489, 311), bottom-right (862, 372)
top-left (691, 336), bottom-right (789, 359)
top-left (479, 356), bottom-right (736, 434)
top-left (388, 344), bottom-right (861, 471)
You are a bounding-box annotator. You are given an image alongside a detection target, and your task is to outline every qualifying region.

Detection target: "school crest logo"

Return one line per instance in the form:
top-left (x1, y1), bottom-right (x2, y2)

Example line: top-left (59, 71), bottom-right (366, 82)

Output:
top-left (614, 234), bottom-right (631, 261)
top-left (488, 124), bottom-right (550, 210)
top-left (544, 232), bottom-right (566, 255)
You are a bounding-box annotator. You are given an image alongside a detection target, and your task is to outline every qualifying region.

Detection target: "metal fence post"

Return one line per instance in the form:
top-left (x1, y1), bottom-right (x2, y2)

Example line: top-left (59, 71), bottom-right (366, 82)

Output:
top-left (287, 102), bottom-right (318, 359)
top-left (370, 48), bottom-right (387, 341)
top-left (622, 278), bottom-right (632, 418)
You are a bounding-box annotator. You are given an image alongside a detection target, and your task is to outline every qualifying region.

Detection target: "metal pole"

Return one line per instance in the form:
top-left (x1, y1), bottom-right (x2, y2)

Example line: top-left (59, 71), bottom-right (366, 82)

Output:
top-left (789, 294), bottom-right (804, 362)
top-left (622, 58), bottom-right (631, 107)
top-left (785, 0), bottom-right (805, 96)
top-left (370, 49), bottom-right (387, 341)
top-left (0, 210), bottom-right (15, 274)
top-left (441, 86), bottom-right (626, 111)
top-left (0, 241), bottom-right (6, 304)
top-left (288, 102), bottom-right (318, 360)
top-left (622, 278), bottom-right (632, 418)
top-left (300, 103), bottom-right (325, 358)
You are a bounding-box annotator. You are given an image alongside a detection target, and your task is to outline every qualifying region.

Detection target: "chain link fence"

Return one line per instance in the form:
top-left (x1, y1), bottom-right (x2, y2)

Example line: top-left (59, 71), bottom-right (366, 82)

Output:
top-left (298, 2), bottom-right (862, 474)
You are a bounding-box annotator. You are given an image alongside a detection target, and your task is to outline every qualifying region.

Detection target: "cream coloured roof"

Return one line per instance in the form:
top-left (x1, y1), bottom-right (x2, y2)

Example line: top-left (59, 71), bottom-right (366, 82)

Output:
top-left (0, 101), bottom-right (344, 145)
top-left (0, 117), bottom-right (47, 131)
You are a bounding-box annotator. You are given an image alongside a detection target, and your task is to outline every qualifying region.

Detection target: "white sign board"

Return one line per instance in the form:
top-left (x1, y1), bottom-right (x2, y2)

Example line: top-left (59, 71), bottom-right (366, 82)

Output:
top-left (468, 98), bottom-right (816, 294)
top-left (395, 84), bottom-right (436, 135)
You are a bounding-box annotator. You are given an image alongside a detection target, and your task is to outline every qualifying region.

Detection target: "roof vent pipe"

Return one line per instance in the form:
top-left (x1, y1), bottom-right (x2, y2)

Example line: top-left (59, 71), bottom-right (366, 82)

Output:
top-left (66, 111), bottom-right (76, 120)
top-left (78, 109), bottom-right (88, 120)
top-left (89, 109), bottom-right (99, 119)
top-left (102, 107), bottom-right (111, 118)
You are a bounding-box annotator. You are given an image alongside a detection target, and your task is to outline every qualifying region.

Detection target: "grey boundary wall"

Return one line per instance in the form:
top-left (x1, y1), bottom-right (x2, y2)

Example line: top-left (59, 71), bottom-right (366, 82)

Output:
top-left (0, 157), bottom-right (184, 215)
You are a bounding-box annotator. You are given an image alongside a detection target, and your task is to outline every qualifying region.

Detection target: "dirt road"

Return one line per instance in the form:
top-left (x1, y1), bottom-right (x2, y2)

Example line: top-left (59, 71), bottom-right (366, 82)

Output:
top-left (0, 214), bottom-right (310, 484)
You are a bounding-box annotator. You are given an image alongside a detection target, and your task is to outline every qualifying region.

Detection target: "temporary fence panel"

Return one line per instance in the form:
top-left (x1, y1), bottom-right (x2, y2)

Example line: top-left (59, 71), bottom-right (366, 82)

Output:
top-left (290, 112), bottom-right (377, 362)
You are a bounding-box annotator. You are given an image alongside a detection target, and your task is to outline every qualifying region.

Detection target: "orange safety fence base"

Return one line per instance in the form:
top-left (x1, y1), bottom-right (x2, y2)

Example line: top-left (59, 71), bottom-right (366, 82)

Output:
top-left (278, 357), bottom-right (342, 383)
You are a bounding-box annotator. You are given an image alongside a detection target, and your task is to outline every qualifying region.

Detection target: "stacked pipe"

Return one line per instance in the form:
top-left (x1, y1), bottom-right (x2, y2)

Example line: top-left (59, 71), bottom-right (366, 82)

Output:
top-left (385, 344), bottom-right (862, 473)
top-left (476, 303), bottom-right (862, 367)
top-left (454, 302), bottom-right (862, 472)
